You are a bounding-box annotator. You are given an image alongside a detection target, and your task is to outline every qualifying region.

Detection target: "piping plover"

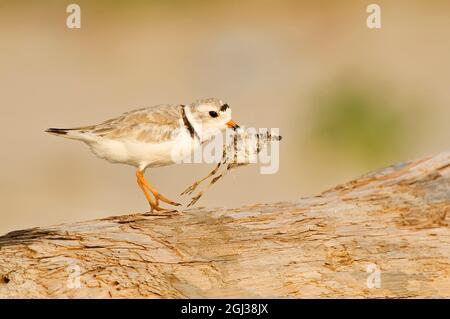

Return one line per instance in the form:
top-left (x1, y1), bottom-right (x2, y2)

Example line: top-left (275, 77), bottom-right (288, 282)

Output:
top-left (46, 97), bottom-right (239, 211)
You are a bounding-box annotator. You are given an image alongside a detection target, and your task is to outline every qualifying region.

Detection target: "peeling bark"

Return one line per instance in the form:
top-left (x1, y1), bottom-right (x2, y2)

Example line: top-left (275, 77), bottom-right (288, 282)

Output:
top-left (0, 152), bottom-right (449, 298)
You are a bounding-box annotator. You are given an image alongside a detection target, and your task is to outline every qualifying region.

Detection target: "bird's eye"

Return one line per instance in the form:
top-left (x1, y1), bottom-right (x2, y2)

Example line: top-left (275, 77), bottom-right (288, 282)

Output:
top-left (209, 111), bottom-right (218, 118)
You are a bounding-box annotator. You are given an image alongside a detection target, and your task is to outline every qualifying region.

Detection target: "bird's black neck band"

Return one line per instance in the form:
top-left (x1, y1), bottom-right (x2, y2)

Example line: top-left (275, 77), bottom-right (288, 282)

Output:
top-left (181, 105), bottom-right (200, 140)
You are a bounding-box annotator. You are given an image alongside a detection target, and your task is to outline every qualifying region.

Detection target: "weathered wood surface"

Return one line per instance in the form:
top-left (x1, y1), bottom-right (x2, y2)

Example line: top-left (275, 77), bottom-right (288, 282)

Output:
top-left (0, 152), bottom-right (449, 298)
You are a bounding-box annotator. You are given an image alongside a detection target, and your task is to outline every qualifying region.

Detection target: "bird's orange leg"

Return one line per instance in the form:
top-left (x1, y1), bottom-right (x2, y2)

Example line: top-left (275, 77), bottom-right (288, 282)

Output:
top-left (136, 173), bottom-right (162, 211)
top-left (136, 170), bottom-right (181, 209)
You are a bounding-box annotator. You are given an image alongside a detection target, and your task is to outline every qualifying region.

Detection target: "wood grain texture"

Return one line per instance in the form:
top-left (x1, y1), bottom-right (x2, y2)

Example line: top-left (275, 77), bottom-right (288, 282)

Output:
top-left (0, 152), bottom-right (449, 298)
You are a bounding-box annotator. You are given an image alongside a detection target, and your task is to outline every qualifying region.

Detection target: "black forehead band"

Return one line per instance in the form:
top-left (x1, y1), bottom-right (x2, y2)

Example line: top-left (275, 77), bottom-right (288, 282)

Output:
top-left (220, 104), bottom-right (229, 112)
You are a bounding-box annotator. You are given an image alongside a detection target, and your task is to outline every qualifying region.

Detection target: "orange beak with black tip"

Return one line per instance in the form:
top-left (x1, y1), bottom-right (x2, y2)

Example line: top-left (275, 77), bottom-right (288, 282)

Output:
top-left (226, 120), bottom-right (239, 130)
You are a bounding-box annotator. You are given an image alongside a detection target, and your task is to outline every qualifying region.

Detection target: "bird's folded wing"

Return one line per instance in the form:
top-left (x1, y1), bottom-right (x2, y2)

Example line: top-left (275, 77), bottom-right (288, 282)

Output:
top-left (75, 104), bottom-right (184, 144)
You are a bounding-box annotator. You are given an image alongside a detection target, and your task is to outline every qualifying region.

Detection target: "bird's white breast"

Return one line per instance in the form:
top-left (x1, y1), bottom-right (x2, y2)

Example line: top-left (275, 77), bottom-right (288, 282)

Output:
top-left (86, 128), bottom-right (199, 170)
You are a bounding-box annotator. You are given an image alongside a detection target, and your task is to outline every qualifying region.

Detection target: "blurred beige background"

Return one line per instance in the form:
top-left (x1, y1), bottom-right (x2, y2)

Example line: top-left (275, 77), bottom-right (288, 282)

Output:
top-left (1, 0), bottom-right (449, 234)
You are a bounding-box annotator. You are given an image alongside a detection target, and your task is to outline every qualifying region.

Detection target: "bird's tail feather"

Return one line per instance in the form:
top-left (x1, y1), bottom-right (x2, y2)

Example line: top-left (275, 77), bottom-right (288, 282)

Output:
top-left (45, 127), bottom-right (91, 140)
top-left (45, 128), bottom-right (72, 135)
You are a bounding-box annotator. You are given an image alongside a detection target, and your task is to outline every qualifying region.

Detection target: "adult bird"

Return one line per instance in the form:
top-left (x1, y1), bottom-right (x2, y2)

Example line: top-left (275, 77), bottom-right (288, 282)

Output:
top-left (46, 98), bottom-right (239, 211)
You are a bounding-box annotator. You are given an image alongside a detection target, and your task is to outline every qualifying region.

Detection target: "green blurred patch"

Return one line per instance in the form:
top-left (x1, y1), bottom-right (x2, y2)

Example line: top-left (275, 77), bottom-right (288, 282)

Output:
top-left (308, 81), bottom-right (420, 168)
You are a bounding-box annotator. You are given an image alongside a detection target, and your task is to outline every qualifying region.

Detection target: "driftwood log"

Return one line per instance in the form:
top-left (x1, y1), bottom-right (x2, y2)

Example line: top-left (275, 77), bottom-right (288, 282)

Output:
top-left (0, 152), bottom-right (449, 298)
